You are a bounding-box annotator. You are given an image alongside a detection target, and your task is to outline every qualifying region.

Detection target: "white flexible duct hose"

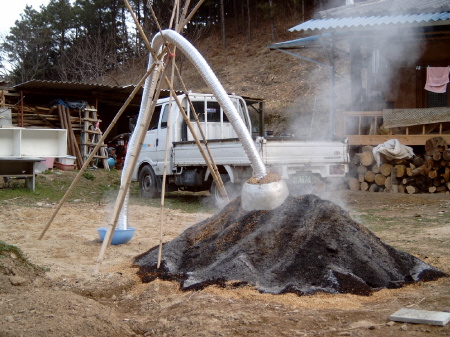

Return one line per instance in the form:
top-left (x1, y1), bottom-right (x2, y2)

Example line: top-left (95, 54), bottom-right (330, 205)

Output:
top-left (118, 54), bottom-right (158, 230)
top-left (154, 29), bottom-right (267, 179)
top-left (119, 29), bottom-right (269, 228)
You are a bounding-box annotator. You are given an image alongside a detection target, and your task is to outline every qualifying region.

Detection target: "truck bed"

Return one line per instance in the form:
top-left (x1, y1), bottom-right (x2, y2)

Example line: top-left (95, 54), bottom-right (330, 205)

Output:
top-left (172, 137), bottom-right (349, 173)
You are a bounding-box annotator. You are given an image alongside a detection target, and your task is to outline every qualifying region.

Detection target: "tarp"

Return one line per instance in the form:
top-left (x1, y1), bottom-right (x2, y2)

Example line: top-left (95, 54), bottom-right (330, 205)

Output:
top-left (373, 139), bottom-right (414, 166)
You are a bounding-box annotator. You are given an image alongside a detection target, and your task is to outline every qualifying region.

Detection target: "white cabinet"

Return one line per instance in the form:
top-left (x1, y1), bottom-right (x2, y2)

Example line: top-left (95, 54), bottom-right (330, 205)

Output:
top-left (0, 128), bottom-right (67, 157)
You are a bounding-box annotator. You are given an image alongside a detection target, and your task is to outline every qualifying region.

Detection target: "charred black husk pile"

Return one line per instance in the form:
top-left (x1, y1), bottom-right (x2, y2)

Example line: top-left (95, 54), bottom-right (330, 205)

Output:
top-left (134, 195), bottom-right (447, 295)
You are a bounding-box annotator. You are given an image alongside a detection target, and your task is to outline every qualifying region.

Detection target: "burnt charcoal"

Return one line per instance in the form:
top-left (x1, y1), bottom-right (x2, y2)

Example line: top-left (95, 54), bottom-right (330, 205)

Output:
top-left (134, 194), bottom-right (447, 295)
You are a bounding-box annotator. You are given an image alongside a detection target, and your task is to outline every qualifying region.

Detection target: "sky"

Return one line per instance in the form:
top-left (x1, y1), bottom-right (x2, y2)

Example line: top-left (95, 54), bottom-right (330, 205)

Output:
top-left (0, 0), bottom-right (50, 35)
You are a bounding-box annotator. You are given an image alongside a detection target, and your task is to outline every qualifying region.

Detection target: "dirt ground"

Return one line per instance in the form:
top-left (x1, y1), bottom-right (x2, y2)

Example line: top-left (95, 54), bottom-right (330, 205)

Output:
top-left (0, 190), bottom-right (449, 337)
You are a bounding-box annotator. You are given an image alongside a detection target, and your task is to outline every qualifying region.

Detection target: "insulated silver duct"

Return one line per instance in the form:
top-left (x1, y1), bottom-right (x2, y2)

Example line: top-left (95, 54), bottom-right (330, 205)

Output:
top-left (153, 29), bottom-right (267, 179)
top-left (119, 29), bottom-right (272, 227)
top-left (117, 53), bottom-right (159, 230)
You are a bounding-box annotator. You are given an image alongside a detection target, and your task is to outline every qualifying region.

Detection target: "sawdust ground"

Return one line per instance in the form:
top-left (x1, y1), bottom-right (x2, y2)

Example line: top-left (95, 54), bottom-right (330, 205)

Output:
top-left (0, 190), bottom-right (449, 336)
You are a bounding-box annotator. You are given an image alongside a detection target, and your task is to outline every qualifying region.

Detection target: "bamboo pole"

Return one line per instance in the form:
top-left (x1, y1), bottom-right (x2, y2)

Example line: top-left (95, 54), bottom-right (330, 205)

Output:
top-left (60, 105), bottom-right (77, 160)
top-left (146, 0), bottom-right (228, 199)
top-left (128, 0), bottom-right (226, 199)
top-left (169, 0), bottom-right (179, 29)
top-left (173, 64), bottom-right (228, 199)
top-left (133, 0), bottom-right (227, 268)
top-left (180, 0), bottom-right (206, 29)
top-left (94, 62), bottom-right (169, 273)
top-left (157, 58), bottom-right (177, 269)
top-left (38, 66), bottom-right (155, 240)
top-left (163, 76), bottom-right (229, 202)
top-left (177, 0), bottom-right (192, 32)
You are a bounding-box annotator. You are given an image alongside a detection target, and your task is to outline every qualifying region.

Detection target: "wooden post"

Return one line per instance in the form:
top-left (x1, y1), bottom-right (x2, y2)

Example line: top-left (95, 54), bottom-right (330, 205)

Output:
top-left (391, 166), bottom-right (398, 193)
top-left (65, 107), bottom-right (84, 169)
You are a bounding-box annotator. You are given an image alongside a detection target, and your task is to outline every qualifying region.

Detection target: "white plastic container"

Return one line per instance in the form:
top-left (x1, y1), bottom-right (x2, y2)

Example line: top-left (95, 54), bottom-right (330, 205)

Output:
top-left (58, 155), bottom-right (76, 165)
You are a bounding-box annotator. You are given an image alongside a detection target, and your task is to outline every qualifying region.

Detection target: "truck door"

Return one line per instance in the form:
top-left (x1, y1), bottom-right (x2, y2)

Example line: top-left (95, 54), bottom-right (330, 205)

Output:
top-left (154, 104), bottom-right (172, 175)
top-left (140, 105), bottom-right (162, 167)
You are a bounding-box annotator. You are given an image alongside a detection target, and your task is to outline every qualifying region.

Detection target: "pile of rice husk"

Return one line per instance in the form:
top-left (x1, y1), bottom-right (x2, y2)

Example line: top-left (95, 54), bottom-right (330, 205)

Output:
top-left (134, 194), bottom-right (447, 296)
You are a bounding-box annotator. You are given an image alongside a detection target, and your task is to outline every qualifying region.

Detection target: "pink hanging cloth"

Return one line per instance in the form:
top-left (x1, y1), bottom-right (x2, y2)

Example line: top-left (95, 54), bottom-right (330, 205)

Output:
top-left (424, 67), bottom-right (450, 93)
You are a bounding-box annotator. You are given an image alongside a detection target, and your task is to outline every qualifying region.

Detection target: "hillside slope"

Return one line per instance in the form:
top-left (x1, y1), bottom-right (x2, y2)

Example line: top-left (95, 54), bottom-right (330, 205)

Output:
top-left (173, 18), bottom-right (350, 138)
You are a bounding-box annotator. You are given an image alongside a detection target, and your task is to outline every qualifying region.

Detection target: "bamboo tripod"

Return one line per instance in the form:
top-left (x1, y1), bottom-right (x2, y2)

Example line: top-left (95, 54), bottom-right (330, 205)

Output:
top-left (39, 0), bottom-right (230, 274)
top-left (95, 0), bottom-right (229, 273)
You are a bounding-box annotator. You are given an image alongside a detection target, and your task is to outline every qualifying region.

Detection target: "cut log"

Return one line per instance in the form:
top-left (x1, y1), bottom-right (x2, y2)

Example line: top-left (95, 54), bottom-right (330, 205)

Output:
top-left (402, 177), bottom-right (415, 185)
top-left (368, 183), bottom-right (379, 192)
top-left (412, 156), bottom-right (424, 167)
top-left (412, 160), bottom-right (433, 176)
top-left (360, 181), bottom-right (369, 191)
top-left (415, 175), bottom-right (432, 191)
top-left (436, 186), bottom-right (447, 193)
top-left (443, 149), bottom-right (450, 161)
top-left (432, 150), bottom-right (442, 161)
top-left (360, 151), bottom-right (374, 166)
top-left (364, 170), bottom-right (376, 183)
top-left (429, 186), bottom-right (437, 193)
top-left (433, 178), bottom-right (441, 187)
top-left (357, 165), bottom-right (368, 174)
top-left (425, 136), bottom-right (447, 155)
top-left (380, 163), bottom-right (393, 176)
top-left (374, 173), bottom-right (387, 186)
top-left (411, 166), bottom-right (425, 176)
top-left (406, 185), bottom-right (418, 194)
top-left (358, 173), bottom-right (365, 183)
top-left (406, 167), bottom-right (414, 176)
top-left (361, 145), bottom-right (374, 153)
top-left (393, 158), bottom-right (407, 165)
top-left (351, 153), bottom-right (361, 165)
top-left (398, 184), bottom-right (405, 193)
top-left (385, 176), bottom-right (392, 191)
top-left (348, 178), bottom-right (360, 191)
top-left (372, 164), bottom-right (380, 174)
top-left (394, 164), bottom-right (406, 178)
top-left (428, 170), bottom-right (438, 179)
top-left (443, 167), bottom-right (450, 181)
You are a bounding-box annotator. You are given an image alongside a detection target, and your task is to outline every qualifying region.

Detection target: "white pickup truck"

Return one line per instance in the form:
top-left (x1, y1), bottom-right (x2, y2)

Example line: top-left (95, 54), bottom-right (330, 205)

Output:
top-left (132, 93), bottom-right (349, 204)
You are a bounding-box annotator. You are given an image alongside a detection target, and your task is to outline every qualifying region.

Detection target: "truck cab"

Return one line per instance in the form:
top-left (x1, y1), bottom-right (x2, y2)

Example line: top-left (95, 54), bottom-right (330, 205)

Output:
top-left (132, 93), bottom-right (257, 197)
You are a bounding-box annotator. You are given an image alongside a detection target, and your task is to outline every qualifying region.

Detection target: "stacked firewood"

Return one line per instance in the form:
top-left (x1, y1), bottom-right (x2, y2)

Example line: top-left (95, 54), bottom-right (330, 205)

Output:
top-left (9, 105), bottom-right (83, 131)
top-left (348, 137), bottom-right (450, 194)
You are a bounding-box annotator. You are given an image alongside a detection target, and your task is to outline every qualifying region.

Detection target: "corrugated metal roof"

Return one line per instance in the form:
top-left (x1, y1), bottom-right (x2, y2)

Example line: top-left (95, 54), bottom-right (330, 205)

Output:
top-left (290, 12), bottom-right (450, 32)
top-left (12, 80), bottom-right (181, 99)
top-left (267, 33), bottom-right (346, 49)
top-left (13, 80), bottom-right (134, 93)
top-left (318, 0), bottom-right (450, 19)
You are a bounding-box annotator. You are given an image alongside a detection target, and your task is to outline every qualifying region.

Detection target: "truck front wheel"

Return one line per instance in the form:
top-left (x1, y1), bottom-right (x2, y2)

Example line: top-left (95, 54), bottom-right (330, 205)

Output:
top-left (139, 165), bottom-right (159, 198)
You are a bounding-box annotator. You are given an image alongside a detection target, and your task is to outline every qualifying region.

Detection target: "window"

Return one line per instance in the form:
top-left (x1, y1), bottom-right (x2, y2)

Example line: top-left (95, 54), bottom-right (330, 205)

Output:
top-left (148, 105), bottom-right (162, 130)
top-left (190, 100), bottom-right (229, 122)
top-left (160, 105), bottom-right (169, 128)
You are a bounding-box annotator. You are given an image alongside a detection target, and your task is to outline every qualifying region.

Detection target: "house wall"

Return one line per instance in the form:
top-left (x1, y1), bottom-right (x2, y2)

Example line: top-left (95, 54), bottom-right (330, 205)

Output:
top-left (382, 38), bottom-right (450, 110)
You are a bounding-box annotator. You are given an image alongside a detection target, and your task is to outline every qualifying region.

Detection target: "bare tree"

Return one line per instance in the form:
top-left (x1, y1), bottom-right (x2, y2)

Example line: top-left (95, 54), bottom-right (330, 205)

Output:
top-left (220, 0), bottom-right (226, 47)
top-left (57, 30), bottom-right (117, 83)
